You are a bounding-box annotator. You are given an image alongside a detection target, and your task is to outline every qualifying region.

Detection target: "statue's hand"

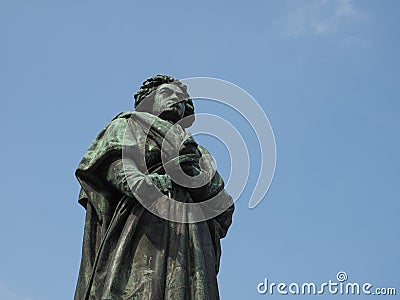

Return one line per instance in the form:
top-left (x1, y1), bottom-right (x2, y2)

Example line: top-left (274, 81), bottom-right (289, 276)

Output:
top-left (181, 162), bottom-right (202, 176)
top-left (148, 174), bottom-right (172, 195)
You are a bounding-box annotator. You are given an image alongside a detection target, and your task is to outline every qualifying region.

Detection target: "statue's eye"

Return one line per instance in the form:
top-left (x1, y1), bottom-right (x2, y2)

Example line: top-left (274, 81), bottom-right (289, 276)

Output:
top-left (160, 89), bottom-right (170, 95)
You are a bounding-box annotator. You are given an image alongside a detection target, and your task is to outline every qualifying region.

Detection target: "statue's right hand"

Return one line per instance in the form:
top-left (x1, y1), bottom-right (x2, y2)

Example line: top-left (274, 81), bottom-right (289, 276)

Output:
top-left (148, 174), bottom-right (172, 195)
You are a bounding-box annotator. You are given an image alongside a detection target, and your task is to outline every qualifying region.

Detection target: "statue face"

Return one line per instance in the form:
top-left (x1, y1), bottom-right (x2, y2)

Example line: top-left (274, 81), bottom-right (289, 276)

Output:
top-left (152, 83), bottom-right (186, 123)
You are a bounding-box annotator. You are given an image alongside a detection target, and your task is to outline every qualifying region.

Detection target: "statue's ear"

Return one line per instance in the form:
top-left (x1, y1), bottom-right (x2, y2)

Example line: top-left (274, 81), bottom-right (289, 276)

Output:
top-left (135, 93), bottom-right (154, 113)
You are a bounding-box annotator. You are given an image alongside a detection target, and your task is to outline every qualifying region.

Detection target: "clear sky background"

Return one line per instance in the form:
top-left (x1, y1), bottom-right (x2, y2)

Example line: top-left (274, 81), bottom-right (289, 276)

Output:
top-left (1, 1), bottom-right (399, 299)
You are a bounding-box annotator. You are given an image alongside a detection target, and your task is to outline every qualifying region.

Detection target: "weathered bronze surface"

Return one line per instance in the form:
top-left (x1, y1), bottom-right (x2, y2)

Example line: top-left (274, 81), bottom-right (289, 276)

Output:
top-left (74, 75), bottom-right (234, 300)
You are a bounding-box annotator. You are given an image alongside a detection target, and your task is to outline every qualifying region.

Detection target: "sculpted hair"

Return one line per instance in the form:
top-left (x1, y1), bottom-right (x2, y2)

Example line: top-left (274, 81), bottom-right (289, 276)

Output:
top-left (134, 74), bottom-right (195, 128)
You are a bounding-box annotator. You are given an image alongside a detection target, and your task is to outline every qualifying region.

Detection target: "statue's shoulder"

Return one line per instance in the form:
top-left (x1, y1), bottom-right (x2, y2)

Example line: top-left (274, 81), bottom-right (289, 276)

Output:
top-left (89, 111), bottom-right (133, 142)
top-left (104, 111), bottom-right (134, 129)
top-left (110, 111), bottom-right (154, 122)
top-left (111, 111), bottom-right (134, 121)
top-left (104, 110), bottom-right (152, 137)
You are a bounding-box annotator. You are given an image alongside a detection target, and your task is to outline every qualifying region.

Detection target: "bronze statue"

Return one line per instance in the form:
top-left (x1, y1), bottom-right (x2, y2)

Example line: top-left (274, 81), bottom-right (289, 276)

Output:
top-left (74, 75), bottom-right (234, 299)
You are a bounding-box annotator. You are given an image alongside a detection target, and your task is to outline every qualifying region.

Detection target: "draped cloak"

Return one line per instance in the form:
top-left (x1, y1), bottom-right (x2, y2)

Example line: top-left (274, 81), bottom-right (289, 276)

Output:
top-left (74, 111), bottom-right (234, 300)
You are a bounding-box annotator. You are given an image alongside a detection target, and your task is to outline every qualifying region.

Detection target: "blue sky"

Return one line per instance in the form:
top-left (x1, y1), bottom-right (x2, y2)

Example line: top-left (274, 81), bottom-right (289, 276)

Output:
top-left (1, 0), bottom-right (399, 299)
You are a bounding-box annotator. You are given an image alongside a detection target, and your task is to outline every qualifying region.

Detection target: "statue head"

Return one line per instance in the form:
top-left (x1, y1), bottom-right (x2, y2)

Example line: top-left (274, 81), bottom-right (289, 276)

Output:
top-left (134, 74), bottom-right (195, 128)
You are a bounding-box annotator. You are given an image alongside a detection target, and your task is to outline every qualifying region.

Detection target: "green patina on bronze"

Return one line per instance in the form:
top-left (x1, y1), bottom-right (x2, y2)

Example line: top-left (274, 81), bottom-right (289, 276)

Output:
top-left (74, 75), bottom-right (234, 300)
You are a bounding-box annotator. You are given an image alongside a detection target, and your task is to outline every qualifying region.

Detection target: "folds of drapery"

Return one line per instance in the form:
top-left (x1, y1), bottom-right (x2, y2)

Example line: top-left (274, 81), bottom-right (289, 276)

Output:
top-left (74, 111), bottom-right (234, 300)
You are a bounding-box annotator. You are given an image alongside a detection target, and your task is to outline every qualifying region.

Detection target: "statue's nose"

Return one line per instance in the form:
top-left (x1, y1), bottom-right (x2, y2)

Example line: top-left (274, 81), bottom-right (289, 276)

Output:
top-left (169, 92), bottom-right (180, 102)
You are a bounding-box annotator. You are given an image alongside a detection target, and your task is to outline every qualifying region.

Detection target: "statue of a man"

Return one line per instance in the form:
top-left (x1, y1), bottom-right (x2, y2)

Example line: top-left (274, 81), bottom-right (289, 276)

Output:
top-left (74, 75), bottom-right (234, 300)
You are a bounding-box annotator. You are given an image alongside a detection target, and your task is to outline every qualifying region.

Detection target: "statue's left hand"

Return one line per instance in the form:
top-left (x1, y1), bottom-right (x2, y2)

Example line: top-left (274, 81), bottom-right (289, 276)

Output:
top-left (148, 174), bottom-right (172, 195)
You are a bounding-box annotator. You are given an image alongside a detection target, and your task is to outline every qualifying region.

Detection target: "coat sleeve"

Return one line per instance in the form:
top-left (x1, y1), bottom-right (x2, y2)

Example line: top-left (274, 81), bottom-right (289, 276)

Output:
top-left (188, 145), bottom-right (235, 239)
top-left (105, 158), bottom-right (172, 203)
top-left (106, 158), bottom-right (157, 200)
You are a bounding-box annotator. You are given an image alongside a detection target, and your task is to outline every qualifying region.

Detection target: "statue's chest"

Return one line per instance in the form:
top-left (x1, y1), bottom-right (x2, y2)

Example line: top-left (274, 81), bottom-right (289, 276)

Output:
top-left (145, 138), bottom-right (162, 171)
top-left (143, 134), bottom-right (201, 175)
